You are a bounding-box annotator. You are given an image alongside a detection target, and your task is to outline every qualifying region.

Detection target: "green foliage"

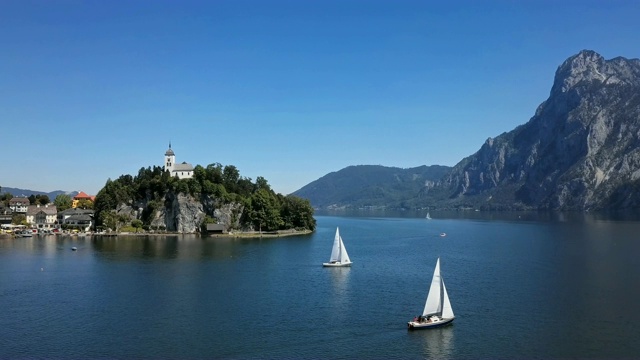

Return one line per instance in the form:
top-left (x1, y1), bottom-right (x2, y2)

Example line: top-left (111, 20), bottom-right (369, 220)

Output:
top-left (200, 215), bottom-right (217, 233)
top-left (0, 192), bottom-right (12, 207)
top-left (27, 194), bottom-right (50, 205)
top-left (94, 163), bottom-right (315, 232)
top-left (12, 214), bottom-right (27, 226)
top-left (76, 199), bottom-right (94, 209)
top-left (131, 219), bottom-right (143, 229)
top-left (54, 194), bottom-right (73, 211)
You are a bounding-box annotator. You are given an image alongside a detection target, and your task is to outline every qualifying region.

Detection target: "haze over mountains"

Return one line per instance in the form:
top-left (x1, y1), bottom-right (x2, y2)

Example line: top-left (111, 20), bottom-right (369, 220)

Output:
top-left (295, 50), bottom-right (640, 211)
top-left (1, 187), bottom-right (76, 200)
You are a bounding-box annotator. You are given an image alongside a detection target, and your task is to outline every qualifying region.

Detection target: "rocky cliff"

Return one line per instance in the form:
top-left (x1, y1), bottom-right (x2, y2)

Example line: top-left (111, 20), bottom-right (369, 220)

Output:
top-left (117, 192), bottom-right (244, 233)
top-left (440, 50), bottom-right (640, 210)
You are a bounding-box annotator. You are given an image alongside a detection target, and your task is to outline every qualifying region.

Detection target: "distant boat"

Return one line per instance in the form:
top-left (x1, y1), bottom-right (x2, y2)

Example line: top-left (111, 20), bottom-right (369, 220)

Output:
top-left (71, 247), bottom-right (77, 251)
top-left (440, 233), bottom-right (447, 237)
top-left (322, 227), bottom-right (352, 267)
top-left (426, 212), bottom-right (432, 220)
top-left (408, 258), bottom-right (455, 330)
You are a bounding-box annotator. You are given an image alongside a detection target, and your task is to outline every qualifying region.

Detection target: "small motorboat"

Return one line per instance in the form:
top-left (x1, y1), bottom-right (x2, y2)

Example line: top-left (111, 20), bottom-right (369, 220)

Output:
top-left (71, 247), bottom-right (77, 251)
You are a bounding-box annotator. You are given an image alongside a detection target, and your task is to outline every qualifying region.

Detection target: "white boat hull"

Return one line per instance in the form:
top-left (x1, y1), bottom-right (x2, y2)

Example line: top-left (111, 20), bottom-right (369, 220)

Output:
top-left (322, 261), bottom-right (352, 267)
top-left (407, 316), bottom-right (454, 330)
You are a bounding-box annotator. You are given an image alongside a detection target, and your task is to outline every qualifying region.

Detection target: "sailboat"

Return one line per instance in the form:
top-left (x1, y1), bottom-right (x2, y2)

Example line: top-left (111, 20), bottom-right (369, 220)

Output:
top-left (426, 212), bottom-right (432, 220)
top-left (322, 227), bottom-right (352, 267)
top-left (408, 257), bottom-right (455, 329)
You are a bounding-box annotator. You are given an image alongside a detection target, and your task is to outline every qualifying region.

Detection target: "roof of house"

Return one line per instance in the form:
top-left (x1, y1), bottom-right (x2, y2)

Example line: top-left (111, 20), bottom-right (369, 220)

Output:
top-left (26, 204), bottom-right (57, 215)
top-left (9, 197), bottom-right (29, 204)
top-left (65, 214), bottom-right (93, 222)
top-left (58, 208), bottom-right (94, 216)
top-left (74, 191), bottom-right (93, 200)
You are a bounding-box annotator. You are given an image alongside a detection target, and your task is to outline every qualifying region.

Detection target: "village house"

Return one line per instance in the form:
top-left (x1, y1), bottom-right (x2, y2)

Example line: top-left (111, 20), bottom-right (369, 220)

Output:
top-left (57, 207), bottom-right (94, 228)
top-left (25, 204), bottom-right (58, 230)
top-left (0, 206), bottom-right (12, 226)
top-left (72, 191), bottom-right (96, 208)
top-left (8, 197), bottom-right (30, 213)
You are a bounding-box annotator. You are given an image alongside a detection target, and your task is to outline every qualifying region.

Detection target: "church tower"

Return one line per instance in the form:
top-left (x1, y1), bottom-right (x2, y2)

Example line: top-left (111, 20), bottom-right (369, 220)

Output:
top-left (164, 142), bottom-right (175, 173)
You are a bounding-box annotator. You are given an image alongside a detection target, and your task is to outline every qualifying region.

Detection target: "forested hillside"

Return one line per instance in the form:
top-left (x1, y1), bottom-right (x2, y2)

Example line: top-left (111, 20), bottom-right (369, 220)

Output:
top-left (94, 163), bottom-right (316, 232)
top-left (293, 165), bottom-right (451, 209)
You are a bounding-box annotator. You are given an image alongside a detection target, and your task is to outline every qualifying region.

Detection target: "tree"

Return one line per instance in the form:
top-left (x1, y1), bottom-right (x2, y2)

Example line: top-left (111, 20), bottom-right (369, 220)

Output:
top-left (247, 188), bottom-right (283, 232)
top-left (255, 176), bottom-right (271, 192)
top-left (131, 219), bottom-right (143, 232)
top-left (0, 192), bottom-right (12, 207)
top-left (12, 214), bottom-right (27, 226)
top-left (36, 195), bottom-right (50, 205)
top-left (54, 194), bottom-right (73, 212)
top-left (76, 199), bottom-right (94, 209)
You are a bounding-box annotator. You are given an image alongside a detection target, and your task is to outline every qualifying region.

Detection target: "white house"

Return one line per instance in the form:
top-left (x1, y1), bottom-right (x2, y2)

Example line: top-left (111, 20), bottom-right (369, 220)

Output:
top-left (164, 143), bottom-right (194, 179)
top-left (9, 197), bottom-right (30, 213)
top-left (26, 204), bottom-right (58, 230)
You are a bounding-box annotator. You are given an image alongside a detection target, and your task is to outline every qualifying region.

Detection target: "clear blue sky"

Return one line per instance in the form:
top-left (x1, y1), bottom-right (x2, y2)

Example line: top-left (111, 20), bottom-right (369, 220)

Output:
top-left (2, 0), bottom-right (639, 196)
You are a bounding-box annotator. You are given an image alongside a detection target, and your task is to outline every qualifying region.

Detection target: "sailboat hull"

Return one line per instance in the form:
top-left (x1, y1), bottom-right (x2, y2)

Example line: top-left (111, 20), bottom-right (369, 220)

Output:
top-left (407, 317), bottom-right (454, 330)
top-left (322, 261), bottom-right (352, 267)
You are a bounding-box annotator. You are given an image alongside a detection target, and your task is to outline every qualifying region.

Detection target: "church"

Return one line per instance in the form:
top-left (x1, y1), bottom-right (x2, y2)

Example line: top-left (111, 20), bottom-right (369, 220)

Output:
top-left (164, 143), bottom-right (194, 179)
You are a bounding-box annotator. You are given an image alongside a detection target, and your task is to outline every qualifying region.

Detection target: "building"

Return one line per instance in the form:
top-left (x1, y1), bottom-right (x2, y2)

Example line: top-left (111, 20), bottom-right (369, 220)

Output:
top-left (164, 143), bottom-right (194, 179)
top-left (26, 204), bottom-right (58, 230)
top-left (8, 197), bottom-right (30, 213)
top-left (0, 206), bottom-right (12, 225)
top-left (72, 191), bottom-right (96, 208)
top-left (58, 208), bottom-right (94, 226)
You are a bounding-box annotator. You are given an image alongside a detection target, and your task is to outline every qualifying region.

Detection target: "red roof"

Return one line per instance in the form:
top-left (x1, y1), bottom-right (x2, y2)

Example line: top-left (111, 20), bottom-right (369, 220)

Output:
top-left (74, 191), bottom-right (93, 200)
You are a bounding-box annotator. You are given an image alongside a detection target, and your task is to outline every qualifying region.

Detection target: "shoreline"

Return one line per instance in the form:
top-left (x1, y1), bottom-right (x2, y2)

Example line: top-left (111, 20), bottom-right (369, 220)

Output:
top-left (2, 229), bottom-right (314, 239)
top-left (91, 229), bottom-right (314, 238)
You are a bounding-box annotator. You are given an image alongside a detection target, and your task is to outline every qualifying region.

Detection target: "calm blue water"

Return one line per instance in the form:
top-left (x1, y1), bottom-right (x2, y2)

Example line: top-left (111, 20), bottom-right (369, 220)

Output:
top-left (1, 213), bottom-right (639, 359)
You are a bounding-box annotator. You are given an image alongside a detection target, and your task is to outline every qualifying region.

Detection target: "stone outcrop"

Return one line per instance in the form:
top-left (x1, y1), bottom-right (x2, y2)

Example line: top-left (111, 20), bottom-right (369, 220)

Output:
top-left (117, 192), bottom-right (244, 233)
top-left (440, 50), bottom-right (640, 210)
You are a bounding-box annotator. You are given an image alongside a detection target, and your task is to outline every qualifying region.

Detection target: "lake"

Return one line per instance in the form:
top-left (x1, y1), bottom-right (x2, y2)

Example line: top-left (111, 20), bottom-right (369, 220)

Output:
top-left (1, 212), bottom-right (639, 359)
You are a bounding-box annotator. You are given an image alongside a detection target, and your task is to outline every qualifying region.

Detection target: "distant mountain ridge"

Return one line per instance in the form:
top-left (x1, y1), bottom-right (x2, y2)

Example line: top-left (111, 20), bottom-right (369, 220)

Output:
top-left (293, 165), bottom-right (451, 209)
top-left (296, 50), bottom-right (640, 211)
top-left (1, 187), bottom-right (77, 200)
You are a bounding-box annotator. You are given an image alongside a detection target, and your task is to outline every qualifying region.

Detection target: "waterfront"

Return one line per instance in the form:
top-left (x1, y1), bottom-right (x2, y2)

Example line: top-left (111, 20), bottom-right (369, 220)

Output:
top-left (1, 213), bottom-right (639, 359)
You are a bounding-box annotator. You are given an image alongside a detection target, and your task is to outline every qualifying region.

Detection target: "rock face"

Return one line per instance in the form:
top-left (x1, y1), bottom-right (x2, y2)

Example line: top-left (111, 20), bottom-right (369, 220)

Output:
top-left (118, 192), bottom-right (244, 233)
top-left (441, 50), bottom-right (640, 210)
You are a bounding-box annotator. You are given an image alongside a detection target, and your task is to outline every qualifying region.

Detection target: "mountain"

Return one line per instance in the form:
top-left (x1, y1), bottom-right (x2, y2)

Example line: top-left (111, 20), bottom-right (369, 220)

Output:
top-left (292, 165), bottom-right (451, 209)
top-left (297, 50), bottom-right (640, 211)
top-left (0, 187), bottom-right (77, 200)
top-left (436, 50), bottom-right (640, 211)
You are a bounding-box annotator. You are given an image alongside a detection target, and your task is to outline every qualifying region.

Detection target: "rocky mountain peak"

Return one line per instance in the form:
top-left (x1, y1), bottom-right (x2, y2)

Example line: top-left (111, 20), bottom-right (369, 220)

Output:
top-left (552, 50), bottom-right (640, 94)
top-left (438, 50), bottom-right (640, 210)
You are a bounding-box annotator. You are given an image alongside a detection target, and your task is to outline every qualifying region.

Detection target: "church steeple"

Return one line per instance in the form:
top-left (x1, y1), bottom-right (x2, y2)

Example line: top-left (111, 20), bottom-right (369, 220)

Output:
top-left (164, 142), bottom-right (175, 172)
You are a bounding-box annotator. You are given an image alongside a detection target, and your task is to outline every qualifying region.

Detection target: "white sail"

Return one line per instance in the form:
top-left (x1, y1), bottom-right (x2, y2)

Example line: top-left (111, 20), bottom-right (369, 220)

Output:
top-left (422, 258), bottom-right (442, 316)
top-left (441, 280), bottom-right (454, 318)
top-left (329, 227), bottom-right (341, 262)
top-left (338, 235), bottom-right (351, 263)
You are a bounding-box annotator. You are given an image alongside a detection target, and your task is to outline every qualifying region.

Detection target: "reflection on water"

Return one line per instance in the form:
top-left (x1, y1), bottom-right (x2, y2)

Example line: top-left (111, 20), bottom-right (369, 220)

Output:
top-left (416, 326), bottom-right (455, 359)
top-left (328, 267), bottom-right (351, 322)
top-left (90, 235), bottom-right (252, 261)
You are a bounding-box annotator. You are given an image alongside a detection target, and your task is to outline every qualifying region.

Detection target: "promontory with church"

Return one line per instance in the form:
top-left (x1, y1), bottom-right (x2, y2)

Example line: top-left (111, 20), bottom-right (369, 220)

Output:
top-left (92, 144), bottom-right (316, 235)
